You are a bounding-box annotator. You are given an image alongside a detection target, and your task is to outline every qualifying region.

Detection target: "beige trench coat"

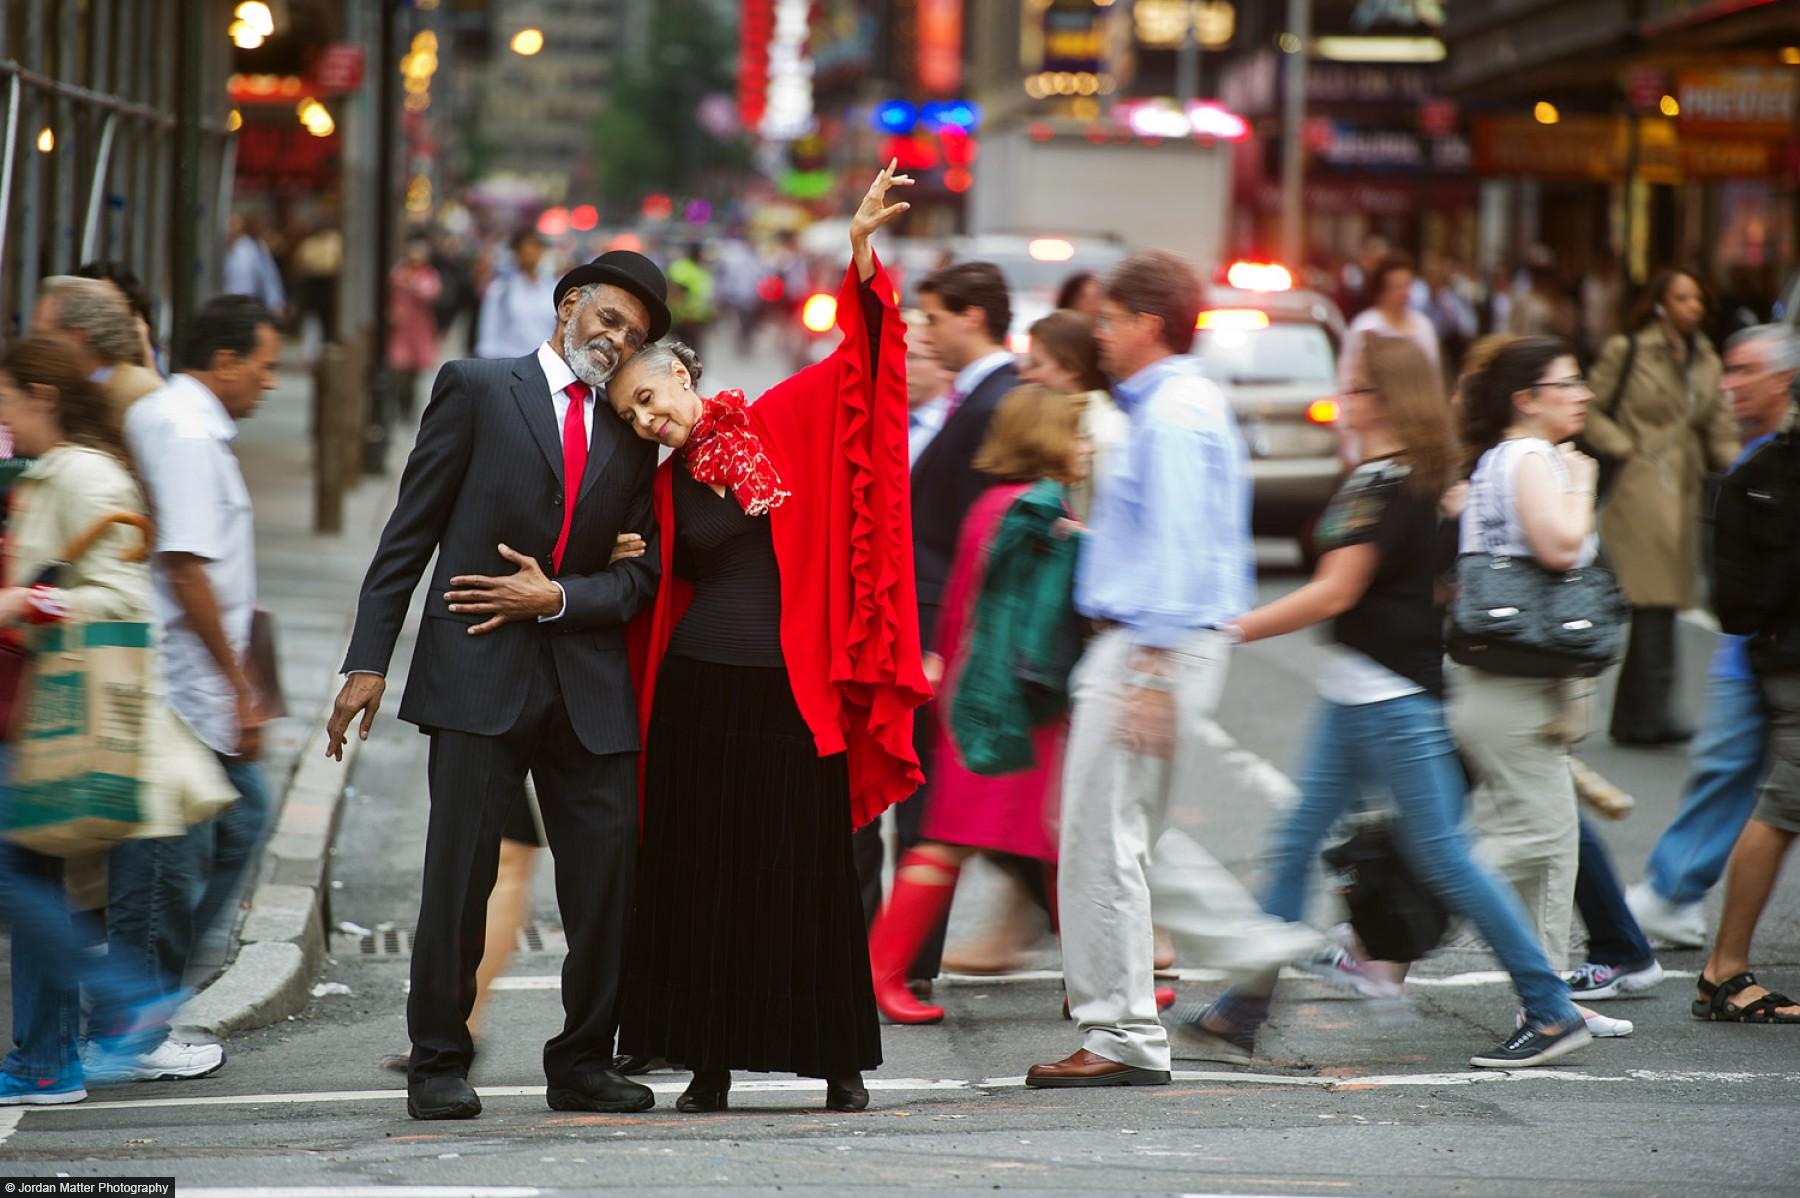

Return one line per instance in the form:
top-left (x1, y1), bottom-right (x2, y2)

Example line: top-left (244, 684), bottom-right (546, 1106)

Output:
top-left (1583, 329), bottom-right (1737, 610)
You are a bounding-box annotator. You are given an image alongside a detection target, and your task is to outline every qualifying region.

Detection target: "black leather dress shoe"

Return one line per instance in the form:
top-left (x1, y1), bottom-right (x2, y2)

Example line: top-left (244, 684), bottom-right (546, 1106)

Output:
top-left (824, 1074), bottom-right (869, 1112)
top-left (546, 1069), bottom-right (655, 1113)
top-left (675, 1069), bottom-right (731, 1113)
top-left (407, 1075), bottom-right (482, 1120)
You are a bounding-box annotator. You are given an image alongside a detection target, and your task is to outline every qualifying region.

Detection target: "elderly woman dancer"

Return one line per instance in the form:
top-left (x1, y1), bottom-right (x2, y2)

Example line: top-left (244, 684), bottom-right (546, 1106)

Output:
top-left (612, 165), bottom-right (928, 1114)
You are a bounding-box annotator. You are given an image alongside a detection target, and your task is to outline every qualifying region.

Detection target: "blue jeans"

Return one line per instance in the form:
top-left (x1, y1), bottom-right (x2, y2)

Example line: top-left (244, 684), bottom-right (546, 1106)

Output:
top-left (97, 757), bottom-right (271, 1036)
top-left (1, 753), bottom-right (162, 1085)
top-left (1261, 693), bottom-right (1579, 1027)
top-left (1645, 676), bottom-right (1769, 905)
top-left (191, 759), bottom-right (274, 942)
top-left (1575, 818), bottom-right (1654, 967)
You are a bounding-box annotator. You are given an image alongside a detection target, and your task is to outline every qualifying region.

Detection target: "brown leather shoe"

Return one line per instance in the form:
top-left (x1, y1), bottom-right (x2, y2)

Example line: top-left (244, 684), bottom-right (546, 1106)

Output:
top-left (1025, 1048), bottom-right (1170, 1088)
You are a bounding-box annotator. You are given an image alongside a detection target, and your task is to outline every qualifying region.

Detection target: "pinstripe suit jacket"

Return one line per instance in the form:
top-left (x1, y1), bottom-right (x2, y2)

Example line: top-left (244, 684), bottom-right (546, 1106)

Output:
top-left (342, 353), bottom-right (661, 755)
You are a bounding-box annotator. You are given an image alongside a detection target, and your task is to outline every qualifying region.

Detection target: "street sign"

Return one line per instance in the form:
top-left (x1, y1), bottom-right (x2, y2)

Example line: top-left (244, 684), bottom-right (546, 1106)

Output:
top-left (311, 44), bottom-right (365, 94)
top-left (1627, 67), bottom-right (1666, 111)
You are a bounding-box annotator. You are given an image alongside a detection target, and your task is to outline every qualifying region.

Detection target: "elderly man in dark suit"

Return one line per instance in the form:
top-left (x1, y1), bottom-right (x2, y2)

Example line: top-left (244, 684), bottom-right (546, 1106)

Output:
top-left (325, 252), bottom-right (668, 1122)
top-left (854, 261), bottom-right (1019, 971)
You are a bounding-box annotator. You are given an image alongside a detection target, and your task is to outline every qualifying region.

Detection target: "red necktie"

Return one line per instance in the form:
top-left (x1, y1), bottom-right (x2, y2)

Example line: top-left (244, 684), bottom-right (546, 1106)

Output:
top-left (551, 381), bottom-right (589, 572)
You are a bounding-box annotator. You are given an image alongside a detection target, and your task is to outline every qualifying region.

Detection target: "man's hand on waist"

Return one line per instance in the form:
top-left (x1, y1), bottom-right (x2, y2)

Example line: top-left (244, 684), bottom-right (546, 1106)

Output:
top-left (445, 543), bottom-right (563, 635)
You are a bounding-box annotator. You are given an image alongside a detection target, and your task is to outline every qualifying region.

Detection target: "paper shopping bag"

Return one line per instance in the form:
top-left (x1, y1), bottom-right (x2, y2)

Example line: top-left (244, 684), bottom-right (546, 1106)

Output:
top-left (4, 619), bottom-right (153, 856)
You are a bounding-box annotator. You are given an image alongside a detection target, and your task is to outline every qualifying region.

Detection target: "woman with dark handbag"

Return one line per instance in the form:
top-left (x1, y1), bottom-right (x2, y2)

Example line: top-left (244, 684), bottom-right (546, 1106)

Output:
top-left (1449, 336), bottom-right (1640, 1045)
top-left (1177, 336), bottom-right (1589, 1071)
top-left (1583, 270), bottom-right (1738, 745)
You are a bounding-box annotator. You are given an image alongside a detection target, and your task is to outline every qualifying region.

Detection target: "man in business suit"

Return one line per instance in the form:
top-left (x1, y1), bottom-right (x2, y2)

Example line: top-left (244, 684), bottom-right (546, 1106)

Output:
top-left (854, 261), bottom-right (1019, 976)
top-left (324, 251), bottom-right (668, 1122)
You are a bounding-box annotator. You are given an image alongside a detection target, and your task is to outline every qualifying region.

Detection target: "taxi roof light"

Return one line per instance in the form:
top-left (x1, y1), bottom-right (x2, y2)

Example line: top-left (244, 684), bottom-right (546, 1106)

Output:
top-left (1226, 261), bottom-right (1293, 292)
top-left (1195, 308), bottom-right (1270, 331)
top-left (1028, 237), bottom-right (1075, 262)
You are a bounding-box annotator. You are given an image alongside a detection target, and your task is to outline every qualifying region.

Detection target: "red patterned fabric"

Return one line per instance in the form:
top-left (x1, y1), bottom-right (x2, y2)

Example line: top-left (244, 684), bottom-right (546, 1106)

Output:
top-left (627, 254), bottom-right (929, 830)
top-left (681, 390), bottom-right (791, 516)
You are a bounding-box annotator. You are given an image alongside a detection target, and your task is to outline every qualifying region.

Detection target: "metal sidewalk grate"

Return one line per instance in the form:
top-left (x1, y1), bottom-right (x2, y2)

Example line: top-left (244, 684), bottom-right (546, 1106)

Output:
top-left (334, 924), bottom-right (567, 958)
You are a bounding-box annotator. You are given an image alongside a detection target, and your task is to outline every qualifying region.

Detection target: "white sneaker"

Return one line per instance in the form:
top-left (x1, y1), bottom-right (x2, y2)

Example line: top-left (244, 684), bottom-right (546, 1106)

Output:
top-left (83, 1038), bottom-right (225, 1085)
top-left (1624, 881), bottom-right (1706, 949)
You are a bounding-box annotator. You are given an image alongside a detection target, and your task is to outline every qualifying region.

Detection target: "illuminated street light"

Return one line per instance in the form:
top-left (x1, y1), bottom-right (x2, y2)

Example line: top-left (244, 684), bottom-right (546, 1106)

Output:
top-left (229, 20), bottom-right (266, 49)
top-left (1533, 101), bottom-right (1560, 125)
top-left (35, 127), bottom-right (54, 153)
top-left (227, 108), bottom-right (243, 132)
top-left (234, 2), bottom-right (274, 36)
top-left (511, 28), bottom-right (545, 56)
top-left (1659, 94), bottom-right (1680, 117)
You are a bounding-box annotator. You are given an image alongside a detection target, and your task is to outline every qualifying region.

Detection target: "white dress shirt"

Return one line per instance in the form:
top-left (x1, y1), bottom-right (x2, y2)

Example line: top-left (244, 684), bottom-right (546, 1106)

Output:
top-left (908, 394), bottom-right (950, 467)
top-left (951, 348), bottom-right (1017, 404)
top-left (125, 374), bottom-right (257, 754)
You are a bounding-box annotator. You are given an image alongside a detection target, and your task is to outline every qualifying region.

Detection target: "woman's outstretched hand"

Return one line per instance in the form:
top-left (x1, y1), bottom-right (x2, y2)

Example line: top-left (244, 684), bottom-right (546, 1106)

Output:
top-left (850, 159), bottom-right (914, 282)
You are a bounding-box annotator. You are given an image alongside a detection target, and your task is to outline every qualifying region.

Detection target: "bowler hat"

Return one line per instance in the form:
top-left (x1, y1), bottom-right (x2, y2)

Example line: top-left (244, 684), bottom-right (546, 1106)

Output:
top-left (553, 250), bottom-right (671, 343)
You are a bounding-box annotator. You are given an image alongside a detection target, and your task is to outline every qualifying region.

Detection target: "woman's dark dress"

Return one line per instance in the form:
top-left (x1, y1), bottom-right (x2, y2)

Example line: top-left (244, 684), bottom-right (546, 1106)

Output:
top-left (615, 289), bottom-right (887, 1078)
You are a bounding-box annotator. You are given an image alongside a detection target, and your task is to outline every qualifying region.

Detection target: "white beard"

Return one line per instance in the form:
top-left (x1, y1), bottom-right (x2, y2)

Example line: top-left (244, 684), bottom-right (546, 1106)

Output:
top-left (563, 325), bottom-right (619, 388)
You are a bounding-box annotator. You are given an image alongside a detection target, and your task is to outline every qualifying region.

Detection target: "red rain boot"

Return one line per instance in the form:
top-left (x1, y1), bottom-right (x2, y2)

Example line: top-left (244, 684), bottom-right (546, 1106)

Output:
top-left (868, 851), bottom-right (961, 1024)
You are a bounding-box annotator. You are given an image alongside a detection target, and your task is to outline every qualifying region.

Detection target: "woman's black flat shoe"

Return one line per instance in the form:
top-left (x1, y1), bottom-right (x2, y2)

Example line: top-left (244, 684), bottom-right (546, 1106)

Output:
top-left (676, 1070), bottom-right (731, 1112)
top-left (824, 1075), bottom-right (869, 1112)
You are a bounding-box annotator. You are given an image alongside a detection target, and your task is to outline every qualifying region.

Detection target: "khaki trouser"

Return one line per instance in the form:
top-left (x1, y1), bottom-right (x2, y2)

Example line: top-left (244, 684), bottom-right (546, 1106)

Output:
top-left (1448, 662), bottom-right (1580, 971)
top-left (1059, 628), bottom-right (1322, 1071)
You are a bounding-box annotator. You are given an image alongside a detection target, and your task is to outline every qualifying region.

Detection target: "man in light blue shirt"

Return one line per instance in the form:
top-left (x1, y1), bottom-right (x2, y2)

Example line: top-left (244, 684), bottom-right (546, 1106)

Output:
top-left (1028, 251), bottom-right (1317, 1089)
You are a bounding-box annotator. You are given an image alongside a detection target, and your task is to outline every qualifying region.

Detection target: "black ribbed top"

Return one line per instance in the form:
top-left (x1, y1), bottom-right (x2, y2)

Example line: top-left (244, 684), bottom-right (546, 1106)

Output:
top-left (666, 462), bottom-right (786, 667)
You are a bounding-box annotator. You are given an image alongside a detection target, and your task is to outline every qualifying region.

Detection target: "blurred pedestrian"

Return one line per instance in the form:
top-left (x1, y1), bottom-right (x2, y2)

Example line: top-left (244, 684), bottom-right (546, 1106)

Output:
top-left (387, 234), bottom-right (444, 418)
top-left (1026, 251), bottom-right (1321, 1090)
top-left (0, 337), bottom-right (229, 1099)
top-left (292, 221), bottom-right (343, 362)
top-left (116, 298), bottom-right (282, 1042)
top-left (611, 165), bottom-right (925, 1114)
top-left (1691, 329), bottom-right (1800, 1025)
top-left (1585, 269), bottom-right (1738, 745)
top-left (1055, 272), bottom-right (1103, 319)
top-left (903, 308), bottom-right (951, 469)
top-left (1019, 310), bottom-right (1127, 521)
top-left (222, 214), bottom-right (287, 322)
top-left (30, 277), bottom-right (161, 419)
top-left (1182, 335), bottom-right (1590, 1068)
top-left (666, 242), bottom-right (716, 359)
top-left (475, 230), bottom-right (557, 360)
top-left (74, 261), bottom-right (162, 378)
top-left (1342, 253), bottom-right (1439, 389)
top-left (1446, 338), bottom-right (1605, 1005)
top-left (866, 385), bottom-right (1090, 1022)
top-left (852, 260), bottom-right (1021, 981)
top-left (1628, 325), bottom-right (1800, 947)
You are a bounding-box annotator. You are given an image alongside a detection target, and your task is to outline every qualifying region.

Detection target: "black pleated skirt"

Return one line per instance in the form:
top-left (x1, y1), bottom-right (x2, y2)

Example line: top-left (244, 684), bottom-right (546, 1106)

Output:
top-left (615, 655), bottom-right (882, 1077)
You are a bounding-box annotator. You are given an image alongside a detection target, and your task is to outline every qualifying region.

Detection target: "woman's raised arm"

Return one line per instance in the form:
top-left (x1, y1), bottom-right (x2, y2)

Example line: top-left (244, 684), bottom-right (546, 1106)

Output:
top-left (849, 159), bottom-right (914, 283)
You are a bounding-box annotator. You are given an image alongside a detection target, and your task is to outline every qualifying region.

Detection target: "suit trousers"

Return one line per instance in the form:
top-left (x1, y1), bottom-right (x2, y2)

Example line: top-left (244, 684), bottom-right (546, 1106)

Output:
top-left (408, 640), bottom-right (636, 1086)
top-left (1059, 628), bottom-right (1320, 1072)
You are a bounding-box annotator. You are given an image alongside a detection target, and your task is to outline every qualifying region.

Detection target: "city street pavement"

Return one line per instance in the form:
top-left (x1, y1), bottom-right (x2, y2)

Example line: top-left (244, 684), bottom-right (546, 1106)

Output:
top-left (3, 332), bottom-right (1797, 1196)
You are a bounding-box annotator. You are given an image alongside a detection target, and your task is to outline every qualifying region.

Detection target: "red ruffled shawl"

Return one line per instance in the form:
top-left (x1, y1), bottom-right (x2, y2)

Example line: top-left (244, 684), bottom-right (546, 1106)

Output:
top-left (625, 255), bottom-right (929, 829)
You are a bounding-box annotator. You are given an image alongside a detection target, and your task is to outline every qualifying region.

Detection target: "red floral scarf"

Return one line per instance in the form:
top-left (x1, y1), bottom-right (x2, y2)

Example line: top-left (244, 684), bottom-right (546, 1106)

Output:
top-left (681, 389), bottom-right (791, 516)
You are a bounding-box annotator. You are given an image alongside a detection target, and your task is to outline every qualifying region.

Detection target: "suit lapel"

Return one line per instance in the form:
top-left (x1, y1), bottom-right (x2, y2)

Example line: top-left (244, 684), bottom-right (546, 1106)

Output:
top-left (511, 356), bottom-right (563, 485)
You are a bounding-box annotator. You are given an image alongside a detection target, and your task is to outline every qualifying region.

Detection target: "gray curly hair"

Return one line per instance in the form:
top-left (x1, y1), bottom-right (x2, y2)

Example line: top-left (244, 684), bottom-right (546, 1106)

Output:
top-left (623, 337), bottom-right (704, 387)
